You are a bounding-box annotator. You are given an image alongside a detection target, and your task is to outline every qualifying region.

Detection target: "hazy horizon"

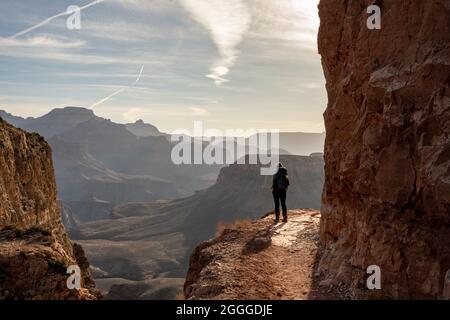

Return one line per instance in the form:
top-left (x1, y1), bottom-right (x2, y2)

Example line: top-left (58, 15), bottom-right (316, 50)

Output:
top-left (1, 105), bottom-right (327, 135)
top-left (0, 0), bottom-right (326, 134)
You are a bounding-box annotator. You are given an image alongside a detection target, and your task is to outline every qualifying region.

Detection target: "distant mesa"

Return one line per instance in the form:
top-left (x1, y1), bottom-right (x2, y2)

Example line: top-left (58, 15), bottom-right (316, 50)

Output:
top-left (0, 106), bottom-right (100, 138)
top-left (310, 152), bottom-right (324, 157)
top-left (0, 106), bottom-right (169, 139)
top-left (125, 119), bottom-right (167, 138)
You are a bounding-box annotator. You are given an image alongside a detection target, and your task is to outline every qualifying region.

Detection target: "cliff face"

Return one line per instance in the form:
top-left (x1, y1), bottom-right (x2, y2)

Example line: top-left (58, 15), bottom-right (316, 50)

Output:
top-left (0, 118), bottom-right (99, 299)
top-left (318, 0), bottom-right (450, 298)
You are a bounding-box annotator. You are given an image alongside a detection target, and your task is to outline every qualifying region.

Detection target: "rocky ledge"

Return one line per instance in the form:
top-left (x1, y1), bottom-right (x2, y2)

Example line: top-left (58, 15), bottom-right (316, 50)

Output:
top-left (184, 209), bottom-right (353, 300)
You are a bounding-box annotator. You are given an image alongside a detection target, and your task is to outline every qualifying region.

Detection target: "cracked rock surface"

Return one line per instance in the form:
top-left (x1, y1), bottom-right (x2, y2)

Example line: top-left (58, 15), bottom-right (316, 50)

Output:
top-left (318, 0), bottom-right (450, 298)
top-left (0, 119), bottom-right (100, 299)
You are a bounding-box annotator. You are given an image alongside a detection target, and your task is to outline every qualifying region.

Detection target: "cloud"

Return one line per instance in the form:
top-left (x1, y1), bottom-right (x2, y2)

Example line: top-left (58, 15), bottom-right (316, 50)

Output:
top-left (189, 106), bottom-right (210, 116)
top-left (81, 20), bottom-right (167, 43)
top-left (178, 0), bottom-right (320, 84)
top-left (113, 0), bottom-right (175, 12)
top-left (0, 36), bottom-right (85, 48)
top-left (0, 45), bottom-right (148, 65)
top-left (179, 0), bottom-right (251, 85)
top-left (119, 106), bottom-right (211, 120)
top-left (246, 0), bottom-right (320, 49)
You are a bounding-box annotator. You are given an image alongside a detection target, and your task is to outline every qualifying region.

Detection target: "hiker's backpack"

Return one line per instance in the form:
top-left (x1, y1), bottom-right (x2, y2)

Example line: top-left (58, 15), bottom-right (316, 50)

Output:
top-left (274, 168), bottom-right (290, 190)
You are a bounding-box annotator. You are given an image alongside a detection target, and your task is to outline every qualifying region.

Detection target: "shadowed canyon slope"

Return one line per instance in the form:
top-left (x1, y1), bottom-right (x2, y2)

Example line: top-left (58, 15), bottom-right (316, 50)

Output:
top-left (0, 107), bottom-right (326, 226)
top-left (49, 137), bottom-right (179, 222)
top-left (0, 119), bottom-right (99, 299)
top-left (72, 155), bottom-right (324, 298)
top-left (0, 107), bottom-right (221, 221)
top-left (0, 107), bottom-right (326, 227)
top-left (318, 0), bottom-right (450, 298)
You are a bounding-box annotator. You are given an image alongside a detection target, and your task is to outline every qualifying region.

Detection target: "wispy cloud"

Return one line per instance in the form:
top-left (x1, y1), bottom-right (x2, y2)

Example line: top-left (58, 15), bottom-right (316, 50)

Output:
top-left (246, 0), bottom-right (319, 50)
top-left (119, 103), bottom-right (208, 124)
top-left (0, 45), bottom-right (148, 65)
top-left (179, 0), bottom-right (251, 85)
top-left (188, 106), bottom-right (210, 116)
top-left (0, 0), bottom-right (326, 133)
top-left (90, 65), bottom-right (144, 108)
top-left (0, 35), bottom-right (85, 48)
top-left (120, 105), bottom-right (212, 122)
top-left (178, 0), bottom-right (319, 85)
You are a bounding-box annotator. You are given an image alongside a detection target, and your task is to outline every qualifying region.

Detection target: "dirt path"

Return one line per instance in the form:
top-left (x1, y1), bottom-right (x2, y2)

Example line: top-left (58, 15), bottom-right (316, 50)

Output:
top-left (268, 210), bottom-right (325, 299)
top-left (184, 209), bottom-right (350, 300)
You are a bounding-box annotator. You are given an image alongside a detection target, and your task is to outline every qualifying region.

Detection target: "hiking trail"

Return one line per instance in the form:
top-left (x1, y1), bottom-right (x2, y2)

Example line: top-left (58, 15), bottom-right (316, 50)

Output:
top-left (184, 209), bottom-right (352, 300)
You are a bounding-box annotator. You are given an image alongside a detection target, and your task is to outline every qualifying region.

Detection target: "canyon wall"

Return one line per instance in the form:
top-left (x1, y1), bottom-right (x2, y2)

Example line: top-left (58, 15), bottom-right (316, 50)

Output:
top-left (318, 0), bottom-right (450, 298)
top-left (0, 118), bottom-right (99, 299)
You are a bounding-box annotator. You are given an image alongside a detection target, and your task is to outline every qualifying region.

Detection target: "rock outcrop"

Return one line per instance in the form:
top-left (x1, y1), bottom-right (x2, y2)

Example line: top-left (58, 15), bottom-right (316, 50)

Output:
top-left (318, 0), bottom-right (450, 298)
top-left (0, 118), bottom-right (100, 299)
top-left (184, 210), bottom-right (349, 300)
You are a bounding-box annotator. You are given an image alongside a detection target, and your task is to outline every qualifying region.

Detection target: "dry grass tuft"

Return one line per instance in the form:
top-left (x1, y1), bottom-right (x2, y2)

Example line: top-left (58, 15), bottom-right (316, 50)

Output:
top-left (216, 218), bottom-right (252, 237)
top-left (175, 292), bottom-right (185, 300)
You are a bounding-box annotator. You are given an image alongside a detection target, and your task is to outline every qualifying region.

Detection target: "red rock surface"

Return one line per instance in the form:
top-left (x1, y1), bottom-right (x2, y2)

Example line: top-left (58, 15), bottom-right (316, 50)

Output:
top-left (0, 118), bottom-right (100, 299)
top-left (318, 0), bottom-right (450, 298)
top-left (183, 210), bottom-right (350, 300)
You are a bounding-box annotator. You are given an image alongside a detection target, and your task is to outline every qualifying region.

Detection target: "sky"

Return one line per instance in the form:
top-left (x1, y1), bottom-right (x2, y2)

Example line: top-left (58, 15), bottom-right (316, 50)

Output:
top-left (0, 0), bottom-right (326, 133)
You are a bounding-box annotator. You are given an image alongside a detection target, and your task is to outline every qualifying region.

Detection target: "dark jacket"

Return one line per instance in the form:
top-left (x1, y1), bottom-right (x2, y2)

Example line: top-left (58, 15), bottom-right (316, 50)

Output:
top-left (272, 167), bottom-right (289, 190)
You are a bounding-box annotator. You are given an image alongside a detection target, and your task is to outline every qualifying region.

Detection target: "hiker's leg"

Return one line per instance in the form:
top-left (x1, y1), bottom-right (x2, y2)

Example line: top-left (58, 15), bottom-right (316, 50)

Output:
top-left (280, 189), bottom-right (287, 220)
top-left (272, 190), bottom-right (280, 220)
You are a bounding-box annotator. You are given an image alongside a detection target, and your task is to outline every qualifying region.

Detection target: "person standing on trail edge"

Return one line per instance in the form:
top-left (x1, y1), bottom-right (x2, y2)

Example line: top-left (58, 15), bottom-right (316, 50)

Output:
top-left (272, 163), bottom-right (289, 223)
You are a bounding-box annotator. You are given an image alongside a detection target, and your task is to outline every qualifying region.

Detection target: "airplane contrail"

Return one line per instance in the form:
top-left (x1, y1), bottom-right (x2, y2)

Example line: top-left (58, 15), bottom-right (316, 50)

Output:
top-left (90, 65), bottom-right (145, 109)
top-left (8, 1), bottom-right (144, 109)
top-left (10, 0), bottom-right (107, 39)
top-left (89, 88), bottom-right (125, 109)
top-left (132, 65), bottom-right (145, 85)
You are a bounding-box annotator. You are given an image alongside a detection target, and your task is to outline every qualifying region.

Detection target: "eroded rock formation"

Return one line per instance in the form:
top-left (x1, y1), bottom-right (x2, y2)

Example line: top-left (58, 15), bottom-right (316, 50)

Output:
top-left (0, 118), bottom-right (100, 299)
top-left (318, 0), bottom-right (450, 298)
